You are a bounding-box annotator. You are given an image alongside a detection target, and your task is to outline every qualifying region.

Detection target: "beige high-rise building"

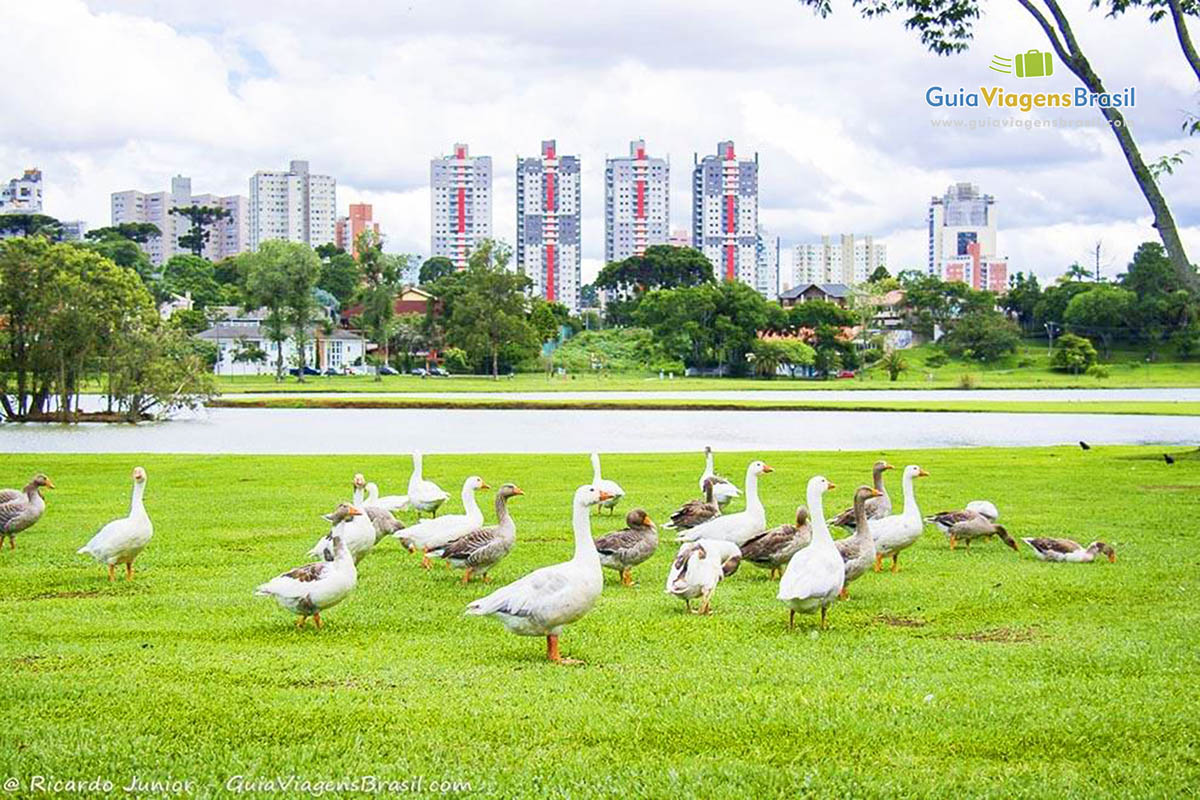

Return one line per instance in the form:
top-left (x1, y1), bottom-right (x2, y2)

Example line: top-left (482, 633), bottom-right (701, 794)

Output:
top-left (793, 234), bottom-right (886, 286)
top-left (248, 159), bottom-right (336, 250)
top-left (111, 175), bottom-right (248, 266)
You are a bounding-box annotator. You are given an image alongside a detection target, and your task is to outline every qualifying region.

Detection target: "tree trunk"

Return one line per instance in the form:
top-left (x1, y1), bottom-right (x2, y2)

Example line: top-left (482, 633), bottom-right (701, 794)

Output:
top-left (275, 341), bottom-right (284, 382)
top-left (1022, 0), bottom-right (1196, 290)
top-left (1168, 0), bottom-right (1200, 84)
top-left (491, 346), bottom-right (499, 380)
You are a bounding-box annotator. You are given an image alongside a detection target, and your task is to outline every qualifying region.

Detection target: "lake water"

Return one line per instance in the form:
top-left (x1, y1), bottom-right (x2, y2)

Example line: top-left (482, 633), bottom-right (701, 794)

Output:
top-left (1, 405), bottom-right (1195, 454)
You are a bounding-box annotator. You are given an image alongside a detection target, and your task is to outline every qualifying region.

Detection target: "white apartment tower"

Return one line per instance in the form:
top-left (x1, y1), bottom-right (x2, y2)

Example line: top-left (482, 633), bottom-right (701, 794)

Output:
top-left (249, 160), bottom-right (336, 250)
top-left (1, 169), bottom-right (43, 214)
top-left (605, 139), bottom-right (669, 263)
top-left (755, 227), bottom-right (780, 300)
top-left (928, 182), bottom-right (997, 275)
top-left (793, 234), bottom-right (887, 286)
top-left (692, 141), bottom-right (758, 286)
top-left (111, 175), bottom-right (249, 266)
top-left (517, 140), bottom-right (582, 312)
top-left (430, 144), bottom-right (493, 269)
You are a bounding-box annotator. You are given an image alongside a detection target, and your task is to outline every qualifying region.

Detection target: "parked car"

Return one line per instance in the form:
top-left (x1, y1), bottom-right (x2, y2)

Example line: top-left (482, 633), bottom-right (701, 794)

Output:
top-left (288, 366), bottom-right (321, 376)
top-left (377, 365), bottom-right (399, 376)
top-left (322, 367), bottom-right (340, 376)
top-left (837, 370), bottom-right (856, 379)
top-left (410, 367), bottom-right (428, 377)
top-left (428, 365), bottom-right (449, 377)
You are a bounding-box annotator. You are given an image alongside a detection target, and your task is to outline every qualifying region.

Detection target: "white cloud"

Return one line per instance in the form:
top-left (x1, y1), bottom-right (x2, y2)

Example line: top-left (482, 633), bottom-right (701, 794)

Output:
top-left (1, 0), bottom-right (1197, 286)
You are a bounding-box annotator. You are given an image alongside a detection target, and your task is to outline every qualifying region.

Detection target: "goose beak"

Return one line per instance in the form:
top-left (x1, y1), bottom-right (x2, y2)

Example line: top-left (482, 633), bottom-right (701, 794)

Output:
top-left (761, 464), bottom-right (774, 473)
top-left (347, 506), bottom-right (363, 516)
top-left (598, 491), bottom-right (615, 501)
top-left (643, 514), bottom-right (655, 526)
top-left (45, 479), bottom-right (56, 489)
top-left (512, 487), bottom-right (525, 496)
top-left (870, 488), bottom-right (883, 497)
top-left (479, 482), bottom-right (491, 490)
top-left (826, 482), bottom-right (837, 491)
top-left (917, 469), bottom-right (930, 478)
top-left (1108, 552), bottom-right (1117, 563)
top-left (883, 463), bottom-right (895, 471)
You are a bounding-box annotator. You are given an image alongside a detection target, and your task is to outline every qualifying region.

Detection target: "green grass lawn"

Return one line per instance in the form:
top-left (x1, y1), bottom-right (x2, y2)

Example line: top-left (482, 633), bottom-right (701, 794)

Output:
top-left (209, 395), bottom-right (1200, 416)
top-left (210, 343), bottom-right (1200, 393)
top-left (2, 448), bottom-right (1198, 798)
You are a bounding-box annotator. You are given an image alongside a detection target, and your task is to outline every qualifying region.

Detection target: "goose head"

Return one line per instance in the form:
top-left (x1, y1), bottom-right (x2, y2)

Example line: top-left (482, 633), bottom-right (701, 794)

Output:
top-left (854, 485), bottom-right (883, 504)
top-left (794, 506), bottom-right (809, 526)
top-left (1090, 541), bottom-right (1117, 562)
top-left (465, 476), bottom-right (490, 492)
top-left (993, 524), bottom-right (1019, 551)
top-left (904, 465), bottom-right (930, 481)
top-left (323, 502), bottom-right (363, 524)
top-left (352, 473), bottom-right (367, 490)
top-left (498, 483), bottom-right (524, 499)
top-left (626, 508), bottom-right (655, 530)
top-left (131, 467), bottom-right (147, 484)
top-left (748, 460), bottom-right (774, 476)
top-left (576, 484), bottom-right (612, 507)
top-left (873, 460), bottom-right (895, 475)
top-left (31, 473), bottom-right (55, 490)
top-left (807, 475), bottom-right (836, 496)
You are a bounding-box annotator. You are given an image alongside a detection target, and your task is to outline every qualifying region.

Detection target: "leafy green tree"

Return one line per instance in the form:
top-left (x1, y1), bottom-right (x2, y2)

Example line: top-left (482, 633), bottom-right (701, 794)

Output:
top-left (869, 265), bottom-right (891, 283)
top-left (352, 231), bottom-right (403, 379)
top-left (1064, 285), bottom-right (1136, 358)
top-left (1004, 272), bottom-right (1043, 331)
top-left (596, 245), bottom-right (715, 326)
top-left (161, 255), bottom-right (224, 309)
top-left (107, 319), bottom-right (216, 420)
top-left (390, 313), bottom-right (428, 371)
top-left (879, 349), bottom-right (909, 381)
top-left (1034, 280), bottom-right (1094, 327)
top-left (241, 241), bottom-right (320, 381)
top-left (442, 240), bottom-right (536, 378)
top-left (419, 256), bottom-right (456, 285)
top-left (634, 281), bottom-right (769, 374)
top-left (84, 222), bottom-right (161, 244)
top-left (794, 0), bottom-right (1195, 288)
top-left (941, 310), bottom-right (1022, 362)
top-left (317, 247), bottom-right (360, 305)
top-left (169, 205), bottom-right (231, 257)
top-left (751, 338), bottom-right (815, 378)
top-left (0, 214), bottom-right (63, 240)
top-left (1062, 263), bottom-right (1095, 282)
top-left (1050, 332), bottom-right (1099, 374)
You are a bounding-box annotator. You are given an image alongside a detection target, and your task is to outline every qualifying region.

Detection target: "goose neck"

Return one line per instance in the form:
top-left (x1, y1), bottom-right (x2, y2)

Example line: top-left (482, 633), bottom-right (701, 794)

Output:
top-left (129, 481), bottom-right (147, 518)
top-left (807, 485), bottom-right (834, 545)
top-left (591, 454), bottom-right (602, 484)
top-left (462, 483), bottom-right (482, 520)
top-left (900, 472), bottom-right (919, 518)
top-left (572, 500), bottom-right (600, 564)
top-left (744, 468), bottom-right (763, 513)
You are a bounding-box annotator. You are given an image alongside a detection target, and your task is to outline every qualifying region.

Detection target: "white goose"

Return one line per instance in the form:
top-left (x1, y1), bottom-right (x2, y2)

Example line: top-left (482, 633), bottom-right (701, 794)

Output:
top-left (466, 484), bottom-right (611, 664)
top-left (353, 475), bottom-right (405, 543)
top-left (256, 506), bottom-right (360, 629)
top-left (397, 476), bottom-right (489, 567)
top-left (665, 538), bottom-right (742, 614)
top-left (699, 445), bottom-right (741, 509)
top-left (309, 488), bottom-right (378, 564)
top-left (778, 476), bottom-right (843, 629)
top-left (406, 451), bottom-right (450, 518)
top-left (675, 460), bottom-right (773, 546)
top-left (589, 453), bottom-right (625, 515)
top-left (77, 467), bottom-right (153, 582)
top-left (868, 464), bottom-right (930, 573)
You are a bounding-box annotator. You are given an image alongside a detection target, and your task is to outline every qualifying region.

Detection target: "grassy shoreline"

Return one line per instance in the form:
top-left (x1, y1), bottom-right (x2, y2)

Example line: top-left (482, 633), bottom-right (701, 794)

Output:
top-left (2, 447), bottom-right (1198, 797)
top-left (207, 395), bottom-right (1200, 416)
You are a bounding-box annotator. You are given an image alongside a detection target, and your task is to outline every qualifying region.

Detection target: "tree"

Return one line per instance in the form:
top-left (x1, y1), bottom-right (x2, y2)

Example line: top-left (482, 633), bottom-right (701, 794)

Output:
top-left (241, 241), bottom-right (320, 381)
top-left (798, 0), bottom-right (1196, 289)
top-left (84, 222), bottom-right (161, 244)
top-left (1004, 272), bottom-right (1043, 331)
top-left (84, 236), bottom-right (156, 287)
top-left (351, 231), bottom-right (403, 379)
top-left (869, 265), bottom-right (891, 283)
top-left (1050, 332), bottom-right (1099, 374)
top-left (751, 337), bottom-right (815, 378)
top-left (391, 313), bottom-right (428, 371)
top-left (595, 245), bottom-right (716, 326)
top-left (1064, 285), bottom-right (1136, 358)
top-left (419, 256), bottom-right (456, 285)
top-left (1063, 263), bottom-right (1095, 282)
top-left (317, 247), bottom-right (360, 305)
top-left (941, 310), bottom-right (1022, 362)
top-left (879, 348), bottom-right (909, 381)
top-left (161, 255), bottom-right (224, 309)
top-left (634, 281), bottom-right (770, 374)
top-left (1035, 280), bottom-right (1094, 327)
top-left (107, 319), bottom-right (216, 421)
top-left (442, 240), bottom-right (536, 378)
top-left (169, 205), bottom-right (231, 258)
top-left (0, 214), bottom-right (63, 240)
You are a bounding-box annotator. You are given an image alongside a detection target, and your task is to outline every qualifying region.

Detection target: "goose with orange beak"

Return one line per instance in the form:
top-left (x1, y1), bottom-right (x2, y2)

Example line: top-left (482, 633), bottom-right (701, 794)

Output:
top-left (466, 485), bottom-right (611, 664)
top-left (1022, 537), bottom-right (1116, 564)
top-left (0, 473), bottom-right (54, 549)
top-left (869, 465), bottom-right (930, 574)
top-left (256, 505), bottom-right (361, 629)
top-left (778, 476), bottom-right (843, 630)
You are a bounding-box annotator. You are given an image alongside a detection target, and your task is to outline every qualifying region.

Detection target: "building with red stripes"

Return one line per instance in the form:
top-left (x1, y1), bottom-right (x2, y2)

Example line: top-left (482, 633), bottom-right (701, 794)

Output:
top-left (430, 143), bottom-right (492, 269)
top-left (604, 139), bottom-right (669, 264)
top-left (517, 140), bottom-right (582, 311)
top-left (692, 140), bottom-right (758, 288)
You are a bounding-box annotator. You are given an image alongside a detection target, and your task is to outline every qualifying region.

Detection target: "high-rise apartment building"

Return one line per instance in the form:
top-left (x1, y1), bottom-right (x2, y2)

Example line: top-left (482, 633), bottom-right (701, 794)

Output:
top-left (430, 144), bottom-right (492, 269)
top-left (604, 139), bottom-right (669, 264)
top-left (0, 169), bottom-right (43, 214)
top-left (111, 175), bottom-right (248, 266)
top-left (692, 141), bottom-right (758, 286)
top-left (755, 227), bottom-right (780, 300)
top-left (335, 203), bottom-right (381, 257)
top-left (793, 234), bottom-right (887, 286)
top-left (517, 140), bottom-right (582, 312)
top-left (249, 159), bottom-right (336, 251)
top-left (928, 182), bottom-right (997, 275)
top-left (668, 228), bottom-right (691, 248)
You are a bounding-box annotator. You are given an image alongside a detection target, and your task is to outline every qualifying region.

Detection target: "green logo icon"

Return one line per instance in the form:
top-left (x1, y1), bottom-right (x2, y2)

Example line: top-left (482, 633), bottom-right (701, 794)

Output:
top-left (990, 50), bottom-right (1054, 78)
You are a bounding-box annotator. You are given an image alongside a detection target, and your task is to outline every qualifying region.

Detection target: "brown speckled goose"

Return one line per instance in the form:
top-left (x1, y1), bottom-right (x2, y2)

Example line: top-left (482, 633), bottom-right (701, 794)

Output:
top-left (829, 461), bottom-right (893, 529)
top-left (834, 486), bottom-right (881, 598)
top-left (665, 478), bottom-right (721, 531)
top-left (594, 508), bottom-right (658, 586)
top-left (432, 484), bottom-right (523, 584)
top-left (1023, 537), bottom-right (1116, 563)
top-left (929, 511), bottom-right (1017, 551)
top-left (0, 474), bottom-right (54, 549)
top-left (740, 506), bottom-right (811, 580)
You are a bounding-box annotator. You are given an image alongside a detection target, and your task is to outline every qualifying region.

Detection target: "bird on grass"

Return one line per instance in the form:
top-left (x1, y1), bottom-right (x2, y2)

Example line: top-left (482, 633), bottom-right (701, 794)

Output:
top-left (740, 506), bottom-right (811, 580)
top-left (1164, 453), bottom-right (1176, 465)
top-left (1022, 537), bottom-right (1116, 563)
top-left (432, 483), bottom-right (523, 584)
top-left (698, 445), bottom-right (741, 509)
top-left (465, 485), bottom-right (612, 664)
top-left (778, 476), bottom-right (844, 630)
top-left (1079, 441), bottom-right (1091, 451)
top-left (835, 486), bottom-right (882, 599)
top-left (0, 473), bottom-right (54, 550)
top-left (665, 539), bottom-right (741, 615)
top-left (665, 477), bottom-right (721, 531)
top-left (589, 453), bottom-right (625, 515)
top-left (594, 508), bottom-right (658, 587)
top-left (829, 461), bottom-right (893, 530)
top-left (256, 507), bottom-right (360, 629)
top-left (77, 467), bottom-right (152, 582)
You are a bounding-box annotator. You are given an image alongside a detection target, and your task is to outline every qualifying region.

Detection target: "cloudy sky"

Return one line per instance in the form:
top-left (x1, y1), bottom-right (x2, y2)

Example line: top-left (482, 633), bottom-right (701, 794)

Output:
top-left (4, 0), bottom-right (1198, 284)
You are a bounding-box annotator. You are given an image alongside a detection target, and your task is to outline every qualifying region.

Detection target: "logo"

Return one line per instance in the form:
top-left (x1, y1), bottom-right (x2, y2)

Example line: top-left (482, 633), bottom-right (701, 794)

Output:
top-left (990, 50), bottom-right (1054, 79)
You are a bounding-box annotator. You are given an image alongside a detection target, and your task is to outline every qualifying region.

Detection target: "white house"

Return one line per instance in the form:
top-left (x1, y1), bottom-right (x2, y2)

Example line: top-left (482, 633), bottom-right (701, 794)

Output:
top-left (196, 306), bottom-right (366, 376)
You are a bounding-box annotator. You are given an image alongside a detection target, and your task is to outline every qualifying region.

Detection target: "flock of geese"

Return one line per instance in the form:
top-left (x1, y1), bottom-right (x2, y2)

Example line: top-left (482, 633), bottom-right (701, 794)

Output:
top-left (0, 447), bottom-right (1117, 664)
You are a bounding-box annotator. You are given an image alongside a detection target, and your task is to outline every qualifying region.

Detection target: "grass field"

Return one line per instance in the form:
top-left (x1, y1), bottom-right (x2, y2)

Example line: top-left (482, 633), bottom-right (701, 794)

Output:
top-left (2, 448), bottom-right (1199, 798)
top-left (210, 343), bottom-right (1200, 394)
top-left (209, 395), bottom-right (1200, 416)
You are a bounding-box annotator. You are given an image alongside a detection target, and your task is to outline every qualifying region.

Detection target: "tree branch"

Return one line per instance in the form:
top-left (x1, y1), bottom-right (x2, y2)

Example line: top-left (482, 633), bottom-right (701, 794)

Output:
top-left (1168, 0), bottom-right (1200, 82)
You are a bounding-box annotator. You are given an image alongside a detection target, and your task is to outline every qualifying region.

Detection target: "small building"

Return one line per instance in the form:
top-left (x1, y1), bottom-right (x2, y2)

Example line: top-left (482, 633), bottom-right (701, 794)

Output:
top-left (196, 307), bottom-right (366, 376)
top-left (340, 286), bottom-right (438, 327)
top-left (778, 282), bottom-right (852, 309)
